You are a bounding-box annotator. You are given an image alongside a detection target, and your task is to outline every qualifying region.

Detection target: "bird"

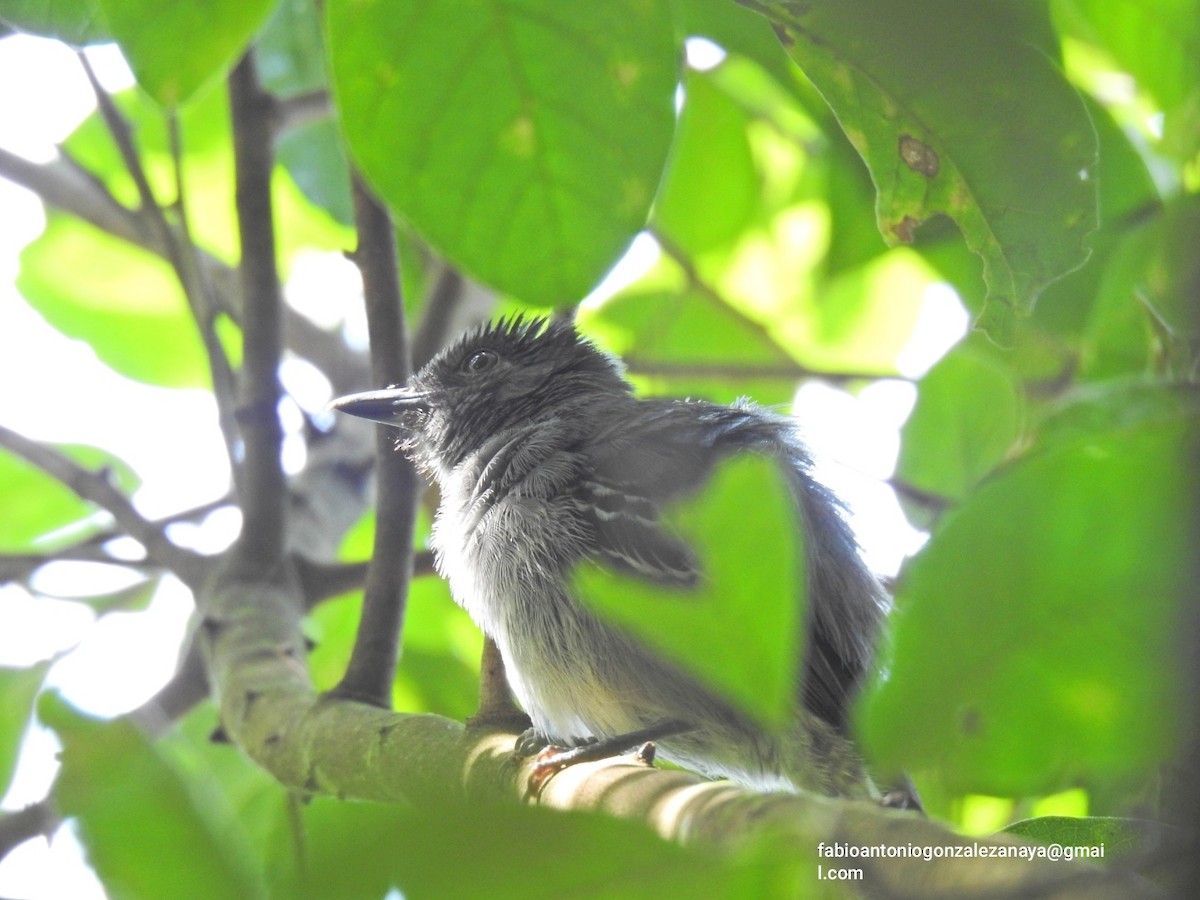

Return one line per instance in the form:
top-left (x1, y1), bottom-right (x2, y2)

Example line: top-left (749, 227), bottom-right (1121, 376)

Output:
top-left (332, 315), bottom-right (894, 800)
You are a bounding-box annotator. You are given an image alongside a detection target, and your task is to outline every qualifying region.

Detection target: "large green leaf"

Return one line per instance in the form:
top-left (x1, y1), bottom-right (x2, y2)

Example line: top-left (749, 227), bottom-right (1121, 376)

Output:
top-left (327, 0), bottom-right (679, 305)
top-left (862, 417), bottom-right (1193, 795)
top-left (97, 0), bottom-right (276, 106)
top-left (745, 0), bottom-right (1099, 342)
top-left (574, 454), bottom-right (803, 729)
top-left (1035, 377), bottom-right (1200, 453)
top-left (42, 694), bottom-right (266, 899)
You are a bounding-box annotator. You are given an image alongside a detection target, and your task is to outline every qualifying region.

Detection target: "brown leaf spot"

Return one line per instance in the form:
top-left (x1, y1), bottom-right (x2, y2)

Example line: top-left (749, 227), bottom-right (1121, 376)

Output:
top-left (899, 134), bottom-right (939, 178)
top-left (891, 216), bottom-right (921, 243)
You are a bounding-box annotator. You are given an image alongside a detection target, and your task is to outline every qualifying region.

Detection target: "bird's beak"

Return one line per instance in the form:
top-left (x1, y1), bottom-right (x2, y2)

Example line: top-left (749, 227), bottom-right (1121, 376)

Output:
top-left (329, 386), bottom-right (429, 428)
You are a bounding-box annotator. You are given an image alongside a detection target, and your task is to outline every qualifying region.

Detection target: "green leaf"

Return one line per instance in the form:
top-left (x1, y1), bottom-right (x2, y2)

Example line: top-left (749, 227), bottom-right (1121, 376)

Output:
top-left (97, 0), bottom-right (276, 106)
top-left (276, 119), bottom-right (354, 227)
top-left (656, 70), bottom-right (759, 254)
top-left (800, 247), bottom-right (928, 373)
top-left (0, 442), bottom-right (138, 552)
top-left (0, 0), bottom-right (110, 44)
top-left (1027, 92), bottom-right (1159, 352)
top-left (257, 0), bottom-right (326, 97)
top-left (57, 83), bottom-right (353, 266)
top-left (1034, 377), bottom-right (1200, 452)
top-left (76, 573), bottom-right (161, 615)
top-left (327, 0), bottom-right (679, 305)
top-left (1131, 196), bottom-right (1200, 343)
top-left (1002, 815), bottom-right (1169, 859)
top-left (19, 84), bottom-right (353, 389)
top-left (41, 693), bottom-right (266, 899)
top-left (579, 286), bottom-right (802, 408)
top-left (862, 417), bottom-right (1194, 795)
top-left (896, 345), bottom-right (1022, 502)
top-left (574, 454), bottom-right (803, 729)
top-left (1053, 0), bottom-right (1200, 159)
top-left (1079, 206), bottom-right (1187, 380)
top-left (0, 661), bottom-right (52, 799)
top-left (675, 0), bottom-right (799, 91)
top-left (18, 214), bottom-right (210, 388)
top-left (749, 0), bottom-right (1099, 342)
top-left (268, 799), bottom-right (781, 899)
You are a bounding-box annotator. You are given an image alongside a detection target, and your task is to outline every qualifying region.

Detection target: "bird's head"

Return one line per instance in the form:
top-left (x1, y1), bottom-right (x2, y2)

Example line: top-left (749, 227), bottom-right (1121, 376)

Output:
top-left (331, 316), bottom-right (630, 477)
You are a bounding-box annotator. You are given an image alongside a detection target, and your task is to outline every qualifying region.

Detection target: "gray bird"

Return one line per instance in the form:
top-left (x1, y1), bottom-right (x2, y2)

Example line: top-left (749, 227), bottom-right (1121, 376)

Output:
top-left (333, 316), bottom-right (894, 799)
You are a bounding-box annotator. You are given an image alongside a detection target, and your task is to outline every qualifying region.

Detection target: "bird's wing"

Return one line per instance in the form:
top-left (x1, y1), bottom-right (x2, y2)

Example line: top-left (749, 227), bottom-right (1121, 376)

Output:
top-left (572, 477), bottom-right (700, 588)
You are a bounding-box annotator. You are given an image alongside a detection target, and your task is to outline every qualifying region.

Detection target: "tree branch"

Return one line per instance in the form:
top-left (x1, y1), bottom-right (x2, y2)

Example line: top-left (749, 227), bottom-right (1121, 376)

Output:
top-left (199, 571), bottom-right (1158, 900)
top-left (0, 425), bottom-right (207, 587)
top-left (329, 174), bottom-right (421, 707)
top-left (228, 52), bottom-right (287, 573)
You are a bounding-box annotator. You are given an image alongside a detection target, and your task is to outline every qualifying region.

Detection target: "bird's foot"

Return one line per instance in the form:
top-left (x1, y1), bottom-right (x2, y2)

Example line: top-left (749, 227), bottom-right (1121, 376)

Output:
top-left (516, 721), bottom-right (692, 797)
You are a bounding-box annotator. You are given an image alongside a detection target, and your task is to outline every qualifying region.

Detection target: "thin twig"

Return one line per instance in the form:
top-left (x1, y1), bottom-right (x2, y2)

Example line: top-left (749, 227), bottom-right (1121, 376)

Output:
top-left (0, 496), bottom-right (233, 586)
top-left (126, 639), bottom-right (211, 735)
top-left (887, 477), bottom-right (954, 516)
top-left (0, 148), bottom-right (366, 395)
top-left (651, 226), bottom-right (780, 345)
top-left (0, 802), bottom-right (59, 864)
top-left (274, 89), bottom-right (332, 133)
top-left (644, 229), bottom-right (904, 384)
top-left (78, 52), bottom-right (244, 491)
top-left (0, 549), bottom-right (156, 584)
top-left (624, 357), bottom-right (901, 384)
top-left (166, 111), bottom-right (242, 469)
top-left (0, 425), bottom-right (206, 587)
top-left (0, 145), bottom-right (142, 239)
top-left (0, 144), bottom-right (237, 300)
top-left (228, 51), bottom-right (288, 573)
top-left (297, 550), bottom-right (436, 611)
top-left (329, 173), bottom-right (421, 707)
top-left (77, 53), bottom-right (165, 227)
top-left (411, 264), bottom-right (466, 369)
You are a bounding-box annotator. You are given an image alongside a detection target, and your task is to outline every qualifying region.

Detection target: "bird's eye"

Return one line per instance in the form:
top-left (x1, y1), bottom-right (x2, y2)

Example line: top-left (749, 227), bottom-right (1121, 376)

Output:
top-left (464, 349), bottom-right (498, 373)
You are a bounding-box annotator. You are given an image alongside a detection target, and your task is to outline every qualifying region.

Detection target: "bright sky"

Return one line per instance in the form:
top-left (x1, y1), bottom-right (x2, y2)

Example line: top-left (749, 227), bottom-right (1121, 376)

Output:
top-left (0, 33), bottom-right (966, 900)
